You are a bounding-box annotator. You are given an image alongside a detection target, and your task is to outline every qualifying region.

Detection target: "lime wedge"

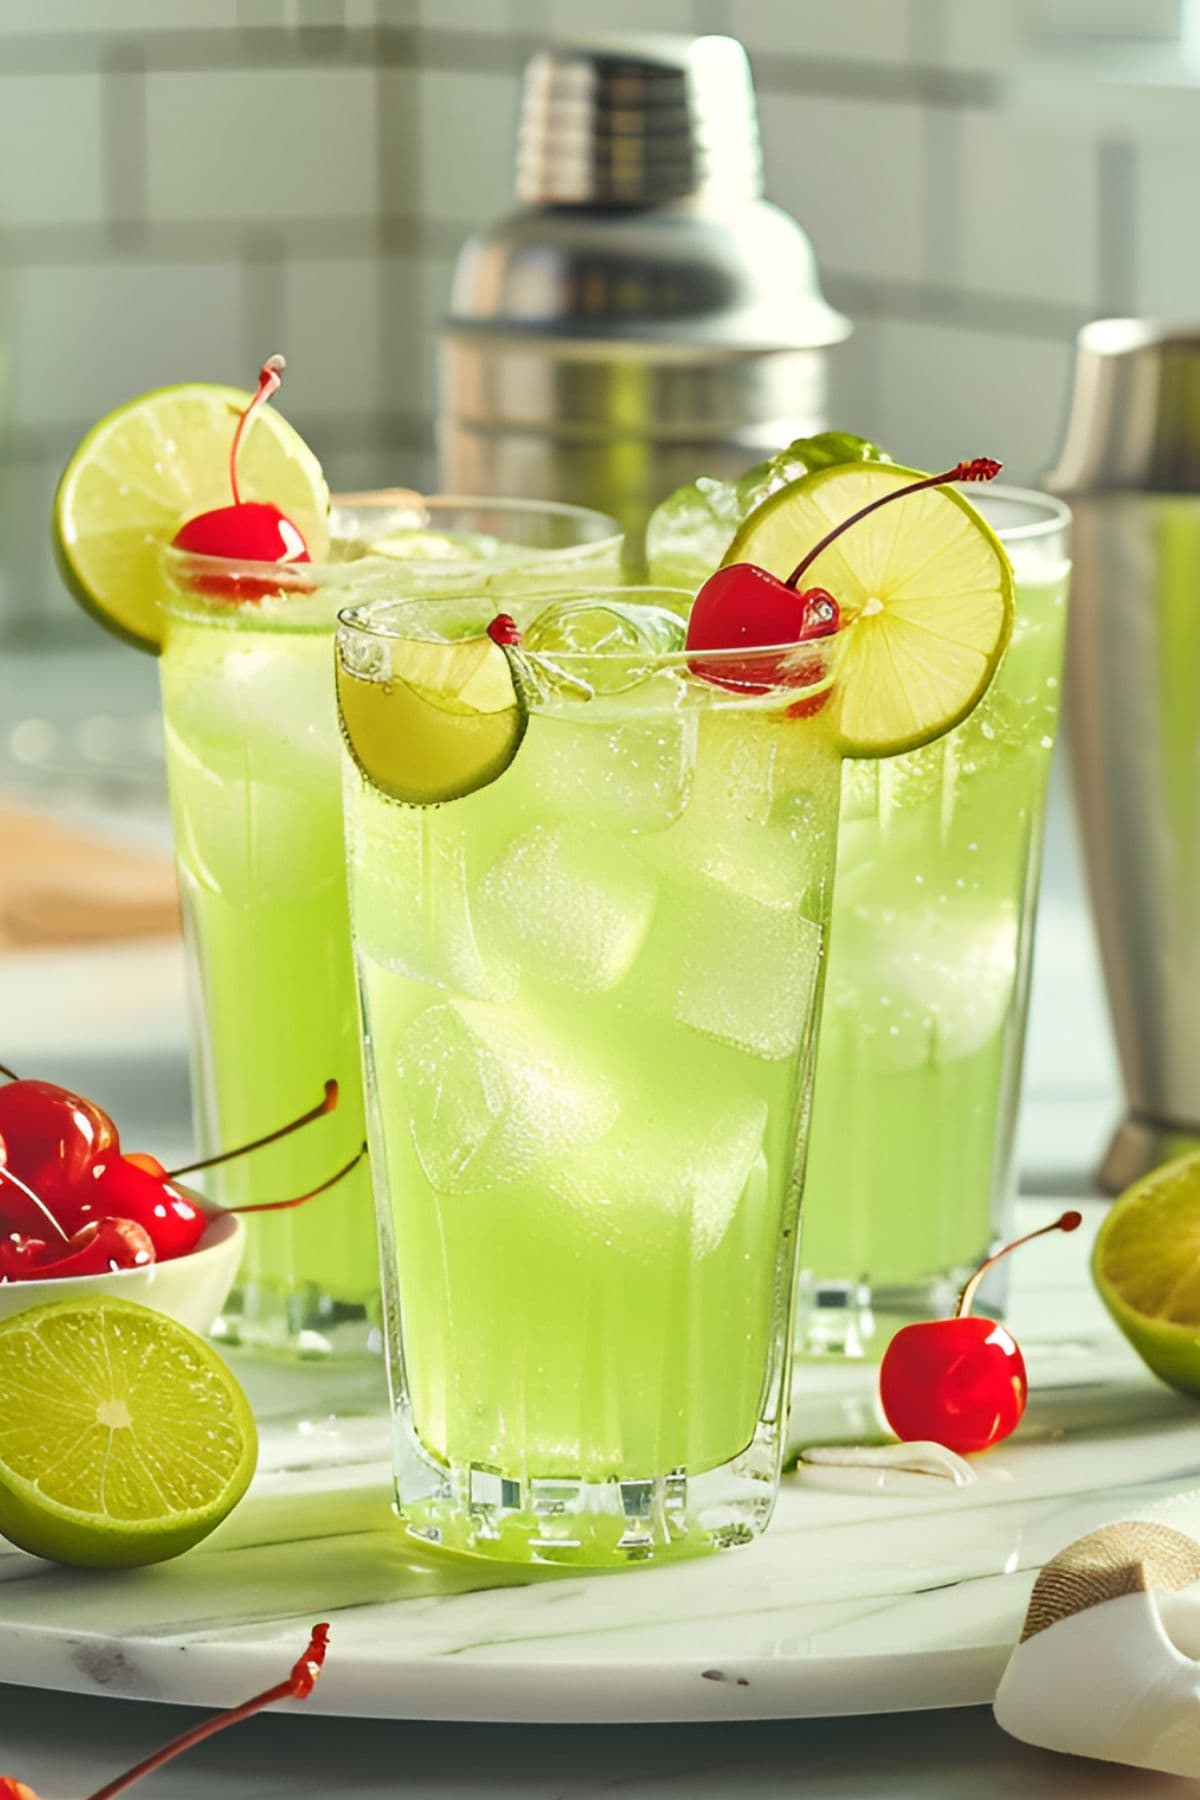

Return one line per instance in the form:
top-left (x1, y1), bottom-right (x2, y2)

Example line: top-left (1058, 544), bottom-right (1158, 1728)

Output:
top-left (54, 383), bottom-right (330, 652)
top-left (338, 630), bottom-right (529, 805)
top-left (1093, 1155), bottom-right (1200, 1396)
top-left (723, 461), bottom-right (1014, 757)
top-left (0, 1297), bottom-right (257, 1567)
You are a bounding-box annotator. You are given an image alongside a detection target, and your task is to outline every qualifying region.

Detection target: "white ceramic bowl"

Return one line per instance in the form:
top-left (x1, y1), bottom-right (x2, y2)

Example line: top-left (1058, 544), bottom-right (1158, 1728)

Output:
top-left (0, 1211), bottom-right (243, 1334)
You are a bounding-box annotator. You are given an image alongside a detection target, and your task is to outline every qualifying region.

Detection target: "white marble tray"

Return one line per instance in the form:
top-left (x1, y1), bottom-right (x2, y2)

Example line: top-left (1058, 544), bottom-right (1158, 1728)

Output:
top-left (1, 1203), bottom-right (1197, 1724)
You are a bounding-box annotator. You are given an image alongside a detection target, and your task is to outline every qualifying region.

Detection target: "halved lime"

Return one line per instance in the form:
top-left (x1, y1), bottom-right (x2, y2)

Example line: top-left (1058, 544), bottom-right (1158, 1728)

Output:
top-left (338, 630), bottom-right (529, 805)
top-left (723, 462), bottom-right (1014, 757)
top-left (1093, 1155), bottom-right (1200, 1397)
top-left (54, 383), bottom-right (330, 652)
top-left (0, 1297), bottom-right (257, 1568)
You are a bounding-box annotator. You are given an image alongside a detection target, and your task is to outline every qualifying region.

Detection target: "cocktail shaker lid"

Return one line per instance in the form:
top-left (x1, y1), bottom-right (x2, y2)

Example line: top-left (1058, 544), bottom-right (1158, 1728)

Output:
top-left (1047, 318), bottom-right (1200, 495)
top-left (516, 33), bottom-right (760, 208)
top-left (444, 33), bottom-right (850, 356)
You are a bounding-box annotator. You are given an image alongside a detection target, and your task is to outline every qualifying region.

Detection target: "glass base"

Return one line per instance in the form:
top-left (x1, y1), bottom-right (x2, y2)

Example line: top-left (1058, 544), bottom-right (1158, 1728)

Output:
top-left (213, 1279), bottom-right (382, 1361)
top-left (392, 1419), bottom-right (783, 1568)
top-left (792, 1266), bottom-right (996, 1361)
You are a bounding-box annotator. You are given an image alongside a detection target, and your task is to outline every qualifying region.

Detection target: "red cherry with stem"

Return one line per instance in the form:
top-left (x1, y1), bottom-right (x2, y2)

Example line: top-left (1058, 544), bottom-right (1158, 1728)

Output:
top-left (171, 354), bottom-right (310, 601)
top-left (686, 457), bottom-right (1001, 695)
top-left (3, 1216), bottom-right (156, 1283)
top-left (75, 1156), bottom-right (206, 1262)
top-left (0, 1075), bottom-right (118, 1224)
top-left (878, 1210), bottom-right (1083, 1455)
top-left (0, 1623), bottom-right (330, 1800)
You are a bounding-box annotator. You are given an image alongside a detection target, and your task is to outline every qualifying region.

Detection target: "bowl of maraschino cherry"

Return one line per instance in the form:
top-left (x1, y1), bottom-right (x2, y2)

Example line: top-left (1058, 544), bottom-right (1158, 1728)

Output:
top-left (0, 1068), bottom-right (362, 1332)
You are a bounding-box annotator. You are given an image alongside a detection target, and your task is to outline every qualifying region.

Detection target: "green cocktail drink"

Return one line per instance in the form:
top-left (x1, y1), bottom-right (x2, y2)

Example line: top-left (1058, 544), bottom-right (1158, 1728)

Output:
top-left (647, 462), bottom-right (1070, 1351)
top-left (798, 489), bottom-right (1071, 1347)
top-left (338, 589), bottom-right (844, 1563)
top-left (160, 498), bottom-right (620, 1358)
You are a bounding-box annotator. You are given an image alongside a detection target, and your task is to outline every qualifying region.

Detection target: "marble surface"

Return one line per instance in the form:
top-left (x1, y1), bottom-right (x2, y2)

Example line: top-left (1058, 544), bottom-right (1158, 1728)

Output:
top-left (0, 1205), bottom-right (1197, 1736)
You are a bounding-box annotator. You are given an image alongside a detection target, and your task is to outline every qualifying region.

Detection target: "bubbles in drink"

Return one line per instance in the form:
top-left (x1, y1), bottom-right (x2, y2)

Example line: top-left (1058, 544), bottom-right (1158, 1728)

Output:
top-left (550, 1095), bottom-right (769, 1258)
top-left (825, 899), bottom-right (1019, 1074)
top-left (505, 702), bottom-right (698, 833)
top-left (525, 597), bottom-right (686, 695)
top-left (398, 999), bottom-right (619, 1195)
top-left (637, 873), bottom-right (823, 1062)
top-left (477, 822), bottom-right (657, 993)
top-left (350, 806), bottom-right (514, 1001)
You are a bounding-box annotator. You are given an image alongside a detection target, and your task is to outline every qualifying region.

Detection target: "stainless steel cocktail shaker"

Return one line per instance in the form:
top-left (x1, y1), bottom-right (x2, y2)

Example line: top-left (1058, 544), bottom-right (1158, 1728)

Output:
top-left (437, 34), bottom-right (850, 542)
top-left (1048, 320), bottom-right (1200, 1190)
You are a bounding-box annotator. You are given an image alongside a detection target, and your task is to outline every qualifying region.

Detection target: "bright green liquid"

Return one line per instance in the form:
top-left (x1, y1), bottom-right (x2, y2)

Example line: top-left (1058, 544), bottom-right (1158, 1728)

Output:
top-left (159, 523), bottom-right (622, 1354)
top-left (349, 693), bottom-right (840, 1507)
top-left (160, 610), bottom-right (377, 1350)
top-left (799, 560), bottom-right (1070, 1312)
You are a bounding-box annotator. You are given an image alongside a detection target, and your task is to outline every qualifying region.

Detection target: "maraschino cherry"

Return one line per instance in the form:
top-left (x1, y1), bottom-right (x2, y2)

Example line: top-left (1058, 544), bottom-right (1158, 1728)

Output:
top-left (0, 1622), bottom-right (329, 1800)
top-left (0, 1070), bottom-right (117, 1222)
top-left (0, 1216), bottom-right (155, 1282)
top-left (0, 1070), bottom-right (361, 1280)
top-left (172, 354), bottom-right (309, 597)
top-left (686, 457), bottom-right (1002, 693)
top-left (879, 1211), bottom-right (1083, 1455)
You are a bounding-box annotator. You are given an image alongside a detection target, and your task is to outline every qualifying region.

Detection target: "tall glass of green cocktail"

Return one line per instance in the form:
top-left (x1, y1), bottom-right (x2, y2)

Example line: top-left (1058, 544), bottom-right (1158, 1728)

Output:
top-left (797, 488), bottom-right (1071, 1351)
top-left (647, 447), bottom-right (1070, 1353)
top-left (160, 497), bottom-right (621, 1359)
top-left (338, 586), bottom-right (845, 1562)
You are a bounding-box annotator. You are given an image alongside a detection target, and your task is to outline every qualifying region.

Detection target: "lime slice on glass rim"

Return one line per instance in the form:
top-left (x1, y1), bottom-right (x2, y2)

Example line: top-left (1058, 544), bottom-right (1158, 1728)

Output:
top-left (0, 1296), bottom-right (257, 1568)
top-left (337, 616), bottom-right (530, 806)
top-left (1093, 1153), bottom-right (1200, 1397)
top-left (53, 382), bottom-right (330, 652)
top-left (723, 460), bottom-right (1014, 757)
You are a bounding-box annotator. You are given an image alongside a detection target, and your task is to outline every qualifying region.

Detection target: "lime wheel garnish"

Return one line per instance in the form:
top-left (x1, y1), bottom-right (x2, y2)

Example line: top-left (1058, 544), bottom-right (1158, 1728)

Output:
top-left (704, 459), bottom-right (1014, 756)
top-left (53, 379), bottom-right (329, 651)
top-left (337, 614), bottom-right (529, 805)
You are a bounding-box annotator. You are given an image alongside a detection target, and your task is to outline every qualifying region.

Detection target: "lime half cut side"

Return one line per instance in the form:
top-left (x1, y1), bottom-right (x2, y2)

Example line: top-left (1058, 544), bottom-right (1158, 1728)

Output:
top-left (723, 461), bottom-right (1014, 757)
top-left (338, 628), bottom-right (529, 806)
top-left (1093, 1154), bottom-right (1200, 1397)
top-left (0, 1297), bottom-right (257, 1568)
top-left (53, 382), bottom-right (331, 652)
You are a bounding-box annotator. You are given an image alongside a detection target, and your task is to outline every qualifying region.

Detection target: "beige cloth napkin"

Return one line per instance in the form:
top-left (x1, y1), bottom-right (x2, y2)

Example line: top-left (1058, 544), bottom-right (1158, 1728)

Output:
top-left (0, 806), bottom-right (179, 950)
top-left (994, 1520), bottom-right (1200, 1778)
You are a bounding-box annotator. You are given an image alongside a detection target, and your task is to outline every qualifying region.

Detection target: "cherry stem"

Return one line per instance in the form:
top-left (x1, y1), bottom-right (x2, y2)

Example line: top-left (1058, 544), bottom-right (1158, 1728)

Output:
top-left (167, 1080), bottom-right (338, 1180)
top-left (785, 457), bottom-right (1002, 590)
top-left (229, 354), bottom-right (285, 508)
top-left (0, 1166), bottom-right (70, 1247)
top-left (229, 1142), bottom-right (367, 1215)
top-left (81, 1624), bottom-right (329, 1800)
top-left (0, 1065), bottom-right (18, 1084)
top-left (955, 1210), bottom-right (1083, 1320)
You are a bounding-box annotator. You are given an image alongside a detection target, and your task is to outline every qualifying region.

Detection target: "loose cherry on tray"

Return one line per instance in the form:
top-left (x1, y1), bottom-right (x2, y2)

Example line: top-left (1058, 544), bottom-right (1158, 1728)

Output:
top-left (171, 354), bottom-right (309, 599)
top-left (685, 457), bottom-right (1002, 696)
top-left (0, 1622), bottom-right (329, 1800)
top-left (878, 1210), bottom-right (1083, 1456)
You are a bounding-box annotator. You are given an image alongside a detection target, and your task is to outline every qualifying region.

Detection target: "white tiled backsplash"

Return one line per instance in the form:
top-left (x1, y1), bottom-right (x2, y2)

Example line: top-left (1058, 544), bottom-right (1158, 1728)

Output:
top-left (0, 0), bottom-right (1190, 639)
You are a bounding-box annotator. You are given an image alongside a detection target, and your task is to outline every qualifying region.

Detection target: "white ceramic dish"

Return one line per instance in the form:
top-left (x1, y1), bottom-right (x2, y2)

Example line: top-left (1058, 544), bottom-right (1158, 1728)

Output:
top-left (0, 1210), bottom-right (242, 1334)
